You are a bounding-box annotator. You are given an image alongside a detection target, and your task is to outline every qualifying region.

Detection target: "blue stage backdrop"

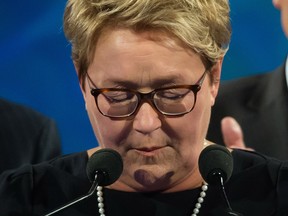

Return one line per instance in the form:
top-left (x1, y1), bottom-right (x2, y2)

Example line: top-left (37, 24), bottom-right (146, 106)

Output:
top-left (0, 1), bottom-right (287, 154)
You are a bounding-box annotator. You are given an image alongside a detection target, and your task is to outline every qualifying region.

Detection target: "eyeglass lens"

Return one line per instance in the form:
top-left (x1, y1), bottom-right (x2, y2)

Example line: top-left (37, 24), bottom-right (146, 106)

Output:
top-left (96, 87), bottom-right (196, 117)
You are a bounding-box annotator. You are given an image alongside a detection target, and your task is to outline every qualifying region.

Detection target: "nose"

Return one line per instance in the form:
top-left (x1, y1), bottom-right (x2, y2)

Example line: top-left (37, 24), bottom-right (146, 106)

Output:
top-left (133, 102), bottom-right (161, 134)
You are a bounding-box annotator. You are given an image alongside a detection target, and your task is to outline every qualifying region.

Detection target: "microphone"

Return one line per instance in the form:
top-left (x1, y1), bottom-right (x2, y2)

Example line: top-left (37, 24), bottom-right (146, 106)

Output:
top-left (44, 148), bottom-right (123, 216)
top-left (86, 148), bottom-right (123, 185)
top-left (198, 145), bottom-right (243, 216)
top-left (198, 144), bottom-right (233, 185)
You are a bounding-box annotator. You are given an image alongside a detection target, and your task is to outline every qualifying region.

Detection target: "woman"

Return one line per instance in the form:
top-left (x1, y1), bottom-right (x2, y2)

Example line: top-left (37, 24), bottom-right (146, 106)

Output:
top-left (0, 0), bottom-right (287, 215)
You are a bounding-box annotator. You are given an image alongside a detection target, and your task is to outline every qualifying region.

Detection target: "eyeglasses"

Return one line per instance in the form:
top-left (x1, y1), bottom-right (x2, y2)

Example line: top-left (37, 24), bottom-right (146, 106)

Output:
top-left (87, 70), bottom-right (207, 118)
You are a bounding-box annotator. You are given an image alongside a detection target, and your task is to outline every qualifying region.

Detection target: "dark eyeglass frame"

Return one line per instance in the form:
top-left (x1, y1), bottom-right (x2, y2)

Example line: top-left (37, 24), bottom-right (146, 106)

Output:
top-left (86, 70), bottom-right (208, 118)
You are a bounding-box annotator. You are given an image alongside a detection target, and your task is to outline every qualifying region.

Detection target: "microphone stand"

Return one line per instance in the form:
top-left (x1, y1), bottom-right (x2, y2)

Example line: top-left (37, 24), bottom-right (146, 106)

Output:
top-left (213, 172), bottom-right (243, 216)
top-left (44, 173), bottom-right (102, 216)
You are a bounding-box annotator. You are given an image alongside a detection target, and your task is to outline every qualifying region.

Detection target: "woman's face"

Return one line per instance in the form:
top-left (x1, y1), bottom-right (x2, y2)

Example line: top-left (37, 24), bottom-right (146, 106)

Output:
top-left (81, 28), bottom-right (222, 192)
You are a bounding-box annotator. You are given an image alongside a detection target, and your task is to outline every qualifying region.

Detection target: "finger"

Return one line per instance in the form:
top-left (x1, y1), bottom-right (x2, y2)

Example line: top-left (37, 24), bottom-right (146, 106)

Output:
top-left (221, 116), bottom-right (246, 149)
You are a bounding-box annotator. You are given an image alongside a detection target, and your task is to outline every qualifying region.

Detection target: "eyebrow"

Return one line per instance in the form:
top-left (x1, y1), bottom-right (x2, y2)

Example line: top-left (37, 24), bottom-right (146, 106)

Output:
top-left (99, 77), bottom-right (189, 90)
top-left (87, 71), bottom-right (201, 89)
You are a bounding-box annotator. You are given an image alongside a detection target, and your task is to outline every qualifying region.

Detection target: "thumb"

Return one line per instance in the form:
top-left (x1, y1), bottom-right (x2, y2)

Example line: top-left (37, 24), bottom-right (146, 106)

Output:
top-left (221, 117), bottom-right (251, 150)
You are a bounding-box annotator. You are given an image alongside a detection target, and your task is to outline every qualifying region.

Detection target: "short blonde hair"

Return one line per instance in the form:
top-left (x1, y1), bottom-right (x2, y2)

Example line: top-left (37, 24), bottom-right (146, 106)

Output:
top-left (63, 0), bottom-right (231, 87)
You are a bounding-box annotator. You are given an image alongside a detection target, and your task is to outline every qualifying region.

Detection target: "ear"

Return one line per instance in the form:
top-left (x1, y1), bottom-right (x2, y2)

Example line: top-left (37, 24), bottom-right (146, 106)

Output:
top-left (73, 60), bottom-right (88, 100)
top-left (209, 58), bottom-right (223, 106)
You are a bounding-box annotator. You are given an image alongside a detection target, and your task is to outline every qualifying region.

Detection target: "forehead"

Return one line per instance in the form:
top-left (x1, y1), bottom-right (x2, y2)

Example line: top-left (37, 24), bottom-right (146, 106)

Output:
top-left (88, 28), bottom-right (204, 88)
top-left (100, 27), bottom-right (185, 45)
top-left (94, 28), bottom-right (194, 57)
top-left (95, 28), bottom-right (201, 62)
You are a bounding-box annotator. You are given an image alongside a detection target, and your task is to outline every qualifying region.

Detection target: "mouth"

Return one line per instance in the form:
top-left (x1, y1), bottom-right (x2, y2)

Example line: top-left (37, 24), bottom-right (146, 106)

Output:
top-left (133, 146), bottom-right (166, 156)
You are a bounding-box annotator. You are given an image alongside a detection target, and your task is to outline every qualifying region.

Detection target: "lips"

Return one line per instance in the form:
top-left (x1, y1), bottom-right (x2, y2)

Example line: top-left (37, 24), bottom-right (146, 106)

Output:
top-left (136, 147), bottom-right (163, 152)
top-left (133, 146), bottom-right (166, 156)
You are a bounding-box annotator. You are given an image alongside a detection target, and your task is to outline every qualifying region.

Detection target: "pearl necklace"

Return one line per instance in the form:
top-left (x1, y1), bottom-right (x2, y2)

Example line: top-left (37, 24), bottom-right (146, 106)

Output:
top-left (191, 182), bottom-right (208, 216)
top-left (96, 186), bottom-right (105, 216)
top-left (96, 182), bottom-right (208, 216)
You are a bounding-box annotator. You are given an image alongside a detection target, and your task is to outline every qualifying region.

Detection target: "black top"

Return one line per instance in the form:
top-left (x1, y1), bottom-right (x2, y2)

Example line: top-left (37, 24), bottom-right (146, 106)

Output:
top-left (0, 98), bottom-right (62, 173)
top-left (0, 149), bottom-right (288, 216)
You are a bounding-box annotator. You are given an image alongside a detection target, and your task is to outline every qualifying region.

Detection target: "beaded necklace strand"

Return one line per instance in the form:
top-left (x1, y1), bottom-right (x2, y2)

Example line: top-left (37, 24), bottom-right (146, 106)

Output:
top-left (96, 182), bottom-right (208, 216)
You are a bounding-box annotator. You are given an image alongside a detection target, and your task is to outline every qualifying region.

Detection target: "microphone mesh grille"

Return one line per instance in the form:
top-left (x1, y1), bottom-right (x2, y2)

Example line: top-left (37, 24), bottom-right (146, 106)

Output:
top-left (86, 148), bottom-right (123, 186)
top-left (198, 145), bottom-right (233, 184)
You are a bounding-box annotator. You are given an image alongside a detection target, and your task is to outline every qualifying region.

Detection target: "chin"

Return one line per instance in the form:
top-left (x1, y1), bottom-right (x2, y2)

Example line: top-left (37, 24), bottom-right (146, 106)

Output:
top-left (132, 168), bottom-right (174, 191)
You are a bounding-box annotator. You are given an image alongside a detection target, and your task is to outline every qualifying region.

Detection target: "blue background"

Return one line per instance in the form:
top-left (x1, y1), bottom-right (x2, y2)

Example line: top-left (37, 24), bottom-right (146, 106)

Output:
top-left (0, 1), bottom-right (287, 154)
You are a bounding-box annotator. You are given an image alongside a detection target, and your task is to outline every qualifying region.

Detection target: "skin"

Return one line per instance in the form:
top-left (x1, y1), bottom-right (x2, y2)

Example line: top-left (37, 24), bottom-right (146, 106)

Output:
top-left (80, 28), bottom-right (223, 193)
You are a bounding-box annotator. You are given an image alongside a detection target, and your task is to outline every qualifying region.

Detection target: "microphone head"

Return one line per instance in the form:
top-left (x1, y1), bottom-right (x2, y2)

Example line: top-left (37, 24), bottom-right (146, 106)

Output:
top-left (198, 145), bottom-right (233, 185)
top-left (86, 148), bottom-right (123, 186)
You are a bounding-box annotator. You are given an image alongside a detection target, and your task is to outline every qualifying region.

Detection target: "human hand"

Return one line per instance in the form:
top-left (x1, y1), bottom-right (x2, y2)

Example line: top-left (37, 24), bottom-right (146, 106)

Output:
top-left (221, 116), bottom-right (254, 151)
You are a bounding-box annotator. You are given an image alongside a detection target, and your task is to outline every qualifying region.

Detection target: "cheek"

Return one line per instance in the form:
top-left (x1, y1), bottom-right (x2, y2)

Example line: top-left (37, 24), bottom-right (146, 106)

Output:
top-left (190, 84), bottom-right (213, 134)
top-left (167, 81), bottom-right (212, 134)
top-left (167, 90), bottom-right (211, 141)
top-left (86, 99), bottom-right (131, 148)
top-left (85, 100), bottom-right (104, 145)
top-left (163, 104), bottom-right (208, 166)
